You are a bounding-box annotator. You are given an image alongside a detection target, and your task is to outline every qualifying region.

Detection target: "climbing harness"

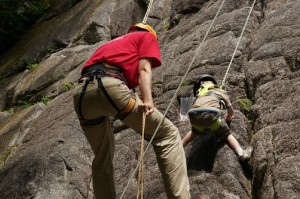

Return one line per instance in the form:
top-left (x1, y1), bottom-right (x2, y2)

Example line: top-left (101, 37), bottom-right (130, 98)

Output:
top-left (78, 63), bottom-right (135, 126)
top-left (196, 83), bottom-right (226, 110)
top-left (189, 110), bottom-right (222, 132)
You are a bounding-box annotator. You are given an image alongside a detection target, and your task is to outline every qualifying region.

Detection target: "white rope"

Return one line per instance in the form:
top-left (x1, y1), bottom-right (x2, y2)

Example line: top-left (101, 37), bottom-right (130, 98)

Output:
top-left (221, 0), bottom-right (256, 89)
top-left (142, 0), bottom-right (154, 24)
top-left (119, 0), bottom-right (226, 198)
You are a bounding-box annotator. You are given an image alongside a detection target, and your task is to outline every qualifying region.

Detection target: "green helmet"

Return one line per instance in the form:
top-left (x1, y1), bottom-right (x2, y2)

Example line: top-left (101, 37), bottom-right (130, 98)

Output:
top-left (193, 74), bottom-right (218, 96)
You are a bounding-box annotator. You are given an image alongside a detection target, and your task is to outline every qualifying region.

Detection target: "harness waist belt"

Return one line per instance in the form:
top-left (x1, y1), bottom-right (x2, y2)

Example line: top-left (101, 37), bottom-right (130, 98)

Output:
top-left (81, 63), bottom-right (121, 77)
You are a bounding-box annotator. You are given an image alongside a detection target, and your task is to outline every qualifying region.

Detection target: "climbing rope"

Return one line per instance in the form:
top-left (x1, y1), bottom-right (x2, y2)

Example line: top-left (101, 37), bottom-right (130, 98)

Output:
top-left (221, 0), bottom-right (256, 89)
top-left (120, 0), bottom-right (226, 198)
top-left (142, 0), bottom-right (154, 24)
top-left (136, 113), bottom-right (146, 199)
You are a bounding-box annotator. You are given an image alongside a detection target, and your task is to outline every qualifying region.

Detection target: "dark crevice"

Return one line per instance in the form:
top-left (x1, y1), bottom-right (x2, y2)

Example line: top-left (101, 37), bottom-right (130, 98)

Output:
top-left (284, 52), bottom-right (300, 72)
top-left (252, 163), bottom-right (267, 199)
top-left (168, 17), bottom-right (180, 30)
top-left (83, 22), bottom-right (104, 44)
top-left (256, 0), bottom-right (266, 24)
top-left (63, 159), bottom-right (73, 171)
top-left (1, 39), bottom-right (68, 81)
top-left (187, 132), bottom-right (219, 172)
top-left (179, 6), bottom-right (200, 15)
top-left (240, 159), bottom-right (253, 180)
top-left (75, 187), bottom-right (87, 199)
top-left (243, 79), bottom-right (257, 130)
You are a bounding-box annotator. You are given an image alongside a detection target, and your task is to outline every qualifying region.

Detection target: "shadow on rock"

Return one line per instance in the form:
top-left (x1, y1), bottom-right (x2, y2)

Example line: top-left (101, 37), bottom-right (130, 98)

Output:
top-left (187, 131), bottom-right (226, 172)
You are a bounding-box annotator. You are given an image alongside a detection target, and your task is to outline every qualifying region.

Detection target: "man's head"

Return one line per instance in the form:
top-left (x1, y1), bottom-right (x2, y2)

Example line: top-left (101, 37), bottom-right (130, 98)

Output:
top-left (193, 74), bottom-right (218, 96)
top-left (128, 23), bottom-right (158, 39)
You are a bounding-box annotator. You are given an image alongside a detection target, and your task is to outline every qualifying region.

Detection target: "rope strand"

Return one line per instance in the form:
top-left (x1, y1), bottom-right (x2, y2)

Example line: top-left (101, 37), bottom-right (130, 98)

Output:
top-left (142, 0), bottom-right (154, 24)
top-left (221, 0), bottom-right (256, 89)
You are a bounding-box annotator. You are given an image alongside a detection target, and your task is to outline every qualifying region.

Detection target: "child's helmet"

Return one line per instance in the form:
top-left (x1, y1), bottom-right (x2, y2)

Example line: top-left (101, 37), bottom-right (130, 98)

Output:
top-left (193, 75), bottom-right (218, 96)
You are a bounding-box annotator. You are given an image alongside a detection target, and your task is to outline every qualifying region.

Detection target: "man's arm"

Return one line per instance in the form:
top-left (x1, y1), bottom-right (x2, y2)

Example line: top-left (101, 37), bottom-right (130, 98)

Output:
top-left (138, 58), bottom-right (154, 115)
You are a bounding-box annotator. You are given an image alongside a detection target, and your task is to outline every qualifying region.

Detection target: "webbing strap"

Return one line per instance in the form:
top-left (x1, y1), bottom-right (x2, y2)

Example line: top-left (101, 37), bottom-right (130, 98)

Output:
top-left (78, 78), bottom-right (91, 120)
top-left (207, 91), bottom-right (226, 110)
top-left (122, 98), bottom-right (136, 113)
top-left (78, 78), bottom-right (106, 126)
top-left (80, 117), bottom-right (106, 126)
top-left (97, 78), bottom-right (121, 112)
top-left (192, 118), bottom-right (222, 132)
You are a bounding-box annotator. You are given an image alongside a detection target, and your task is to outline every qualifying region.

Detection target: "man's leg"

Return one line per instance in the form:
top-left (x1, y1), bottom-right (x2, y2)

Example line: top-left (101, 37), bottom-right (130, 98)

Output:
top-left (122, 105), bottom-right (190, 199)
top-left (81, 118), bottom-right (116, 199)
top-left (73, 81), bottom-right (117, 199)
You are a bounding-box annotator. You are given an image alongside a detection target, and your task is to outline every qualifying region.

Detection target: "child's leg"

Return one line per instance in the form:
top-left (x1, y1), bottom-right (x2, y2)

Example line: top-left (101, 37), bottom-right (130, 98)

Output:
top-left (182, 130), bottom-right (197, 147)
top-left (227, 134), bottom-right (253, 160)
top-left (227, 134), bottom-right (243, 156)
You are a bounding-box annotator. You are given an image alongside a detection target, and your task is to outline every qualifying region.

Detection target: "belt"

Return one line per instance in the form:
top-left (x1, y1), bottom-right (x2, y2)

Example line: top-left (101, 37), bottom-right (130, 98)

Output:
top-left (81, 63), bottom-right (121, 77)
top-left (192, 118), bottom-right (222, 132)
top-left (80, 63), bottom-right (128, 85)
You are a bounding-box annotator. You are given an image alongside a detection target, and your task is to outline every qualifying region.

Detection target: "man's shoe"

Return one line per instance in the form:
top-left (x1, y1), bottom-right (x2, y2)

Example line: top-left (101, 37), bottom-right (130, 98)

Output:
top-left (239, 146), bottom-right (253, 161)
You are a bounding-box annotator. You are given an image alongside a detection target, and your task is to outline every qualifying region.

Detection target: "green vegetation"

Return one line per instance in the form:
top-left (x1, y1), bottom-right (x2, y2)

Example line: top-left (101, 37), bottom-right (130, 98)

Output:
top-left (237, 98), bottom-right (252, 112)
top-left (26, 63), bottom-right (39, 70)
top-left (8, 95), bottom-right (51, 111)
top-left (164, 20), bottom-right (171, 31)
top-left (182, 79), bottom-right (190, 87)
top-left (16, 100), bottom-right (31, 109)
top-left (0, 0), bottom-right (50, 53)
top-left (0, 146), bottom-right (16, 170)
top-left (63, 82), bottom-right (75, 91)
top-left (40, 96), bottom-right (51, 105)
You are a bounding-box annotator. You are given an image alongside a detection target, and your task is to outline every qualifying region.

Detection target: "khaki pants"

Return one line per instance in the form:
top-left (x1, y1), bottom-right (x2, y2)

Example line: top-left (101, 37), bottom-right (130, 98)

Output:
top-left (189, 110), bottom-right (230, 140)
top-left (73, 77), bottom-right (190, 199)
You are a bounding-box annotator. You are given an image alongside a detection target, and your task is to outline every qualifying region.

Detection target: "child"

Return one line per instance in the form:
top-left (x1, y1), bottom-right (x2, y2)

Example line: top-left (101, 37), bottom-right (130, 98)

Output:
top-left (182, 74), bottom-right (253, 160)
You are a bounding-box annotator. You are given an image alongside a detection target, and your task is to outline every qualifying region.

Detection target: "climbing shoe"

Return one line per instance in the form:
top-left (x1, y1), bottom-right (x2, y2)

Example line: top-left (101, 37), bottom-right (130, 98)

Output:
top-left (239, 146), bottom-right (253, 161)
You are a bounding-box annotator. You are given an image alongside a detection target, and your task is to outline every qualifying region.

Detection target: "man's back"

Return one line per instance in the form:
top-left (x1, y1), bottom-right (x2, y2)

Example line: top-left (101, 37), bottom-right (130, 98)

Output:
top-left (82, 32), bottom-right (161, 88)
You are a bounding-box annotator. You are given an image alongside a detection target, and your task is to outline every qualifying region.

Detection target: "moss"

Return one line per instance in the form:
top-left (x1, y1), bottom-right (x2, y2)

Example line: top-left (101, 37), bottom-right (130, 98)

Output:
top-left (63, 81), bottom-right (75, 91)
top-left (26, 63), bottom-right (39, 70)
top-left (164, 20), bottom-right (171, 31)
top-left (237, 98), bottom-right (252, 112)
top-left (0, 146), bottom-right (17, 170)
top-left (16, 100), bottom-right (31, 109)
top-left (181, 79), bottom-right (190, 87)
top-left (237, 97), bottom-right (255, 130)
top-left (39, 96), bottom-right (51, 105)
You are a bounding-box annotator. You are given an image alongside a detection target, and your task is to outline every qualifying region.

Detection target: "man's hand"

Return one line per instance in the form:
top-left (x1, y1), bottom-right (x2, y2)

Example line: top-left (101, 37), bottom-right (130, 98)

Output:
top-left (138, 102), bottom-right (154, 115)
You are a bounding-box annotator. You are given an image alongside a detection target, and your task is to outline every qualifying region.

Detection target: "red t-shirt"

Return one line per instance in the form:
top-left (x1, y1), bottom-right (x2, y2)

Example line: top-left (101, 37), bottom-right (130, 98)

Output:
top-left (82, 32), bottom-right (162, 88)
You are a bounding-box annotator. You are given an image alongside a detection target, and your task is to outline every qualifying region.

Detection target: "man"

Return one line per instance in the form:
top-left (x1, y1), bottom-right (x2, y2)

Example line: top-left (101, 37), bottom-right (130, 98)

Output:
top-left (182, 74), bottom-right (253, 161)
top-left (73, 23), bottom-right (190, 199)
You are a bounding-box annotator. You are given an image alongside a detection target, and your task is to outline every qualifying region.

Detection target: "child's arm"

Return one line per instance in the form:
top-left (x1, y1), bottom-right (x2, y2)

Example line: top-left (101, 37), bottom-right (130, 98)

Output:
top-left (182, 131), bottom-right (197, 147)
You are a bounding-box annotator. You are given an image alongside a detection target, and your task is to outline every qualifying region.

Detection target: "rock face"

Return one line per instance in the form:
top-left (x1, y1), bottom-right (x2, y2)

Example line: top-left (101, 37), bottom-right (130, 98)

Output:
top-left (0, 0), bottom-right (299, 198)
